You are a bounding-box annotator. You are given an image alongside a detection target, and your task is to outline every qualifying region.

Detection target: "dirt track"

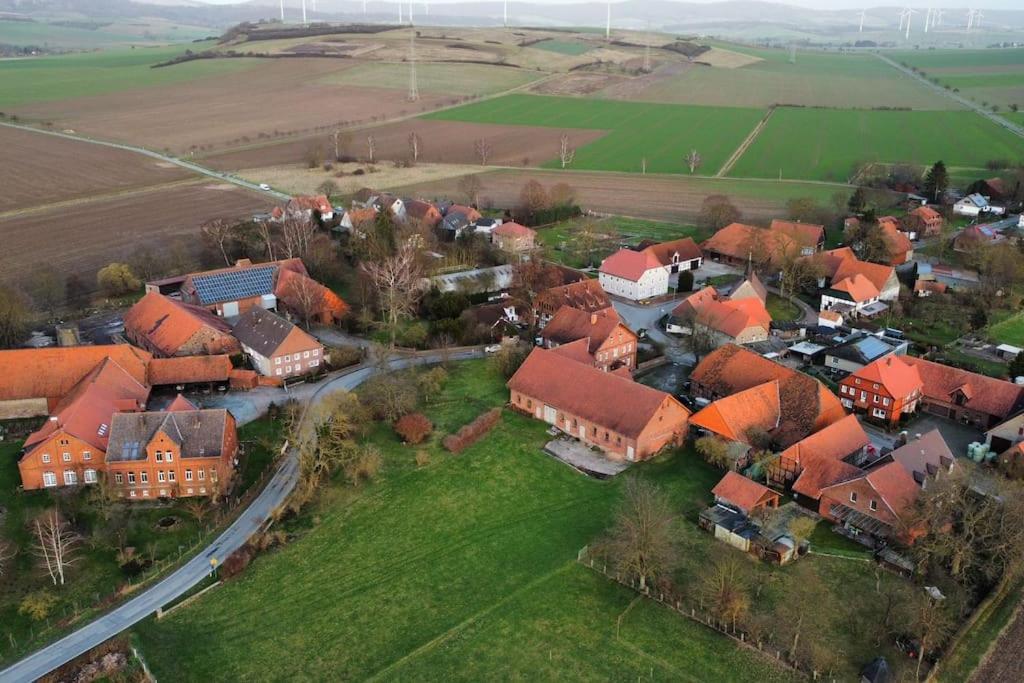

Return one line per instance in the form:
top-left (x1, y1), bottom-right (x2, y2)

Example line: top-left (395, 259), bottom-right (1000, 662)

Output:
top-left (969, 599), bottom-right (1024, 683)
top-left (0, 125), bottom-right (191, 212)
top-left (0, 182), bottom-right (274, 287)
top-left (202, 120), bottom-right (607, 171)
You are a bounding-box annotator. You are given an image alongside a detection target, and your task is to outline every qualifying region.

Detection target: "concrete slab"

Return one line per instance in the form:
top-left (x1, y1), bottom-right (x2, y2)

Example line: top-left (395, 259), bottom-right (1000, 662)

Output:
top-left (544, 439), bottom-right (631, 478)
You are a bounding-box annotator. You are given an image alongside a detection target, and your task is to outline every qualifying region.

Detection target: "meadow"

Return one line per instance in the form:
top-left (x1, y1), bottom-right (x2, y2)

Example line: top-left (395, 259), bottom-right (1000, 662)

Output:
top-left (424, 94), bottom-right (764, 174)
top-left (890, 48), bottom-right (1024, 110)
top-left (134, 360), bottom-right (944, 681)
top-left (530, 39), bottom-right (593, 56)
top-left (988, 312), bottom-right (1024, 349)
top-left (0, 18), bottom-right (211, 50)
top-left (0, 44), bottom-right (255, 108)
top-left (319, 61), bottom-right (542, 96)
top-left (728, 108), bottom-right (1024, 182)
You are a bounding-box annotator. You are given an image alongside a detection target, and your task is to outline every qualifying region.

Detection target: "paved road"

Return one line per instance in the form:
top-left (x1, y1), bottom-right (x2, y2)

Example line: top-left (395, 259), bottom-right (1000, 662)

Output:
top-left (875, 54), bottom-right (1024, 140)
top-left (612, 297), bottom-right (696, 365)
top-left (0, 348), bottom-right (482, 683)
top-left (0, 120), bottom-right (291, 201)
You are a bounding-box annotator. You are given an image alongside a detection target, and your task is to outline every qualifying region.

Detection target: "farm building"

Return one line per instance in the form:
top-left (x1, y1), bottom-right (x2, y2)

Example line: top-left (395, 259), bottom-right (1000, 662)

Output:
top-left (507, 347), bottom-right (689, 462)
top-left (232, 308), bottom-right (324, 379)
top-left (953, 193), bottom-right (1005, 217)
top-left (124, 292), bottom-right (240, 358)
top-left (769, 414), bottom-right (871, 493)
top-left (907, 206), bottom-right (944, 237)
top-left (533, 278), bottom-right (611, 327)
top-left (837, 355), bottom-right (923, 428)
top-left (823, 332), bottom-right (907, 374)
top-left (539, 306), bottom-right (638, 372)
top-left (701, 220), bottom-right (822, 268)
top-left (598, 237), bottom-right (703, 301)
top-left (104, 399), bottom-right (238, 500)
top-left (711, 471), bottom-right (780, 516)
top-left (901, 356), bottom-right (1024, 429)
top-left (667, 283), bottom-right (771, 346)
top-left (492, 221), bottom-right (537, 253)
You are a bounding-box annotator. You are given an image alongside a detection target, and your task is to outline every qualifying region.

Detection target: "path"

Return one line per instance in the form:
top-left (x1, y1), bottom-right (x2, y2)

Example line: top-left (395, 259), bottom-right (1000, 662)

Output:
top-left (0, 348), bottom-right (483, 683)
top-left (715, 105), bottom-right (776, 178)
top-left (874, 53), bottom-right (1024, 140)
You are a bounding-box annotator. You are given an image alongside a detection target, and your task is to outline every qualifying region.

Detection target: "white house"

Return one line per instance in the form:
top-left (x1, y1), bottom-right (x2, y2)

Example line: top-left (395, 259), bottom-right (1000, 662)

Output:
top-left (599, 249), bottom-right (668, 301)
top-left (954, 193), bottom-right (1005, 217)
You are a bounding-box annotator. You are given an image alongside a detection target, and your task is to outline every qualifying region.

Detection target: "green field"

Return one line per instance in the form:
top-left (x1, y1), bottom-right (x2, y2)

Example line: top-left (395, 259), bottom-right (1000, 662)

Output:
top-left (729, 108), bottom-right (1024, 182)
top-left (0, 19), bottom-right (212, 49)
top-left (989, 312), bottom-right (1024, 348)
top-left (630, 47), bottom-right (955, 110)
top-left (319, 62), bottom-right (541, 96)
top-left (890, 48), bottom-right (1024, 70)
top-left (531, 39), bottom-right (593, 56)
top-left (890, 48), bottom-right (1024, 109)
top-left (0, 45), bottom-right (256, 108)
top-left (425, 94), bottom-right (764, 174)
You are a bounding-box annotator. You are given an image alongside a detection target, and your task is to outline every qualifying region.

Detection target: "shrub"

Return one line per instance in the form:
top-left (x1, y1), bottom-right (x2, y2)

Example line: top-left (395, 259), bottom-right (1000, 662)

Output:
top-left (415, 449), bottom-right (431, 467)
top-left (96, 263), bottom-right (141, 297)
top-left (442, 408), bottom-right (502, 454)
top-left (359, 374), bottom-right (419, 422)
top-left (326, 345), bottom-right (363, 369)
top-left (395, 413), bottom-right (432, 444)
top-left (19, 591), bottom-right (59, 621)
top-left (220, 544), bottom-right (256, 580)
top-left (490, 342), bottom-right (530, 379)
top-left (345, 445), bottom-right (383, 485)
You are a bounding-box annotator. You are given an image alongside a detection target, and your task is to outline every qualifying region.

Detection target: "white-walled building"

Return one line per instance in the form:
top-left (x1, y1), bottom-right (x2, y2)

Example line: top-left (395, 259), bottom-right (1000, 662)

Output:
top-left (599, 249), bottom-right (668, 301)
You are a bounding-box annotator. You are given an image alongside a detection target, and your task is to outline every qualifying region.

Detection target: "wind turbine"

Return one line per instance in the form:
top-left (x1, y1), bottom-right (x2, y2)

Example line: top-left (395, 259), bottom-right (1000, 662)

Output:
top-left (974, 10), bottom-right (983, 29)
top-left (924, 7), bottom-right (931, 33)
top-left (504, 0), bottom-right (508, 27)
top-left (934, 8), bottom-right (945, 27)
top-left (967, 8), bottom-right (974, 30)
top-left (858, 10), bottom-right (866, 33)
top-left (898, 8), bottom-right (906, 33)
top-left (362, 0), bottom-right (366, 16)
top-left (301, 0), bottom-right (307, 25)
top-left (904, 7), bottom-right (916, 40)
top-left (605, 2), bottom-right (611, 40)
top-left (409, 0), bottom-right (414, 25)
top-left (279, 0), bottom-right (284, 22)
top-left (398, 1), bottom-right (403, 24)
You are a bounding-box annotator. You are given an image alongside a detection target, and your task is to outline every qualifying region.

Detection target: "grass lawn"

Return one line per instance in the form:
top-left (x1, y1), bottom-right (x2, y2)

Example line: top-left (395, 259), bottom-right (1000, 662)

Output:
top-left (538, 215), bottom-right (711, 269)
top-left (235, 415), bottom-right (286, 492)
top-left (988, 311), bottom-right (1024, 348)
top-left (933, 348), bottom-right (1010, 380)
top-left (319, 62), bottom-right (541, 97)
top-left (0, 44), bottom-right (256, 108)
top-left (729, 108), bottom-right (1024, 183)
top-left (135, 359), bottom-right (945, 681)
top-left (530, 39), bottom-right (593, 56)
top-left (808, 522), bottom-right (872, 560)
top-left (765, 293), bottom-right (800, 322)
top-left (423, 94), bottom-right (765, 175)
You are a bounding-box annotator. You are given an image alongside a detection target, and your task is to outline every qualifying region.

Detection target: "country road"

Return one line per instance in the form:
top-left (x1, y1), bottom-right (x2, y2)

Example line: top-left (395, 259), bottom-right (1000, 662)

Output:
top-left (0, 348), bottom-right (483, 683)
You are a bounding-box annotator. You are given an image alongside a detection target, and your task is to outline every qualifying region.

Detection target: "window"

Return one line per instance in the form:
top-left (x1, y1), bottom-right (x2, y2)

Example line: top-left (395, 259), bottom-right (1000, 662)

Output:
top-left (140, 471), bottom-right (148, 484)
top-left (869, 500), bottom-right (878, 511)
top-left (872, 408), bottom-right (887, 419)
top-left (276, 368), bottom-right (282, 376)
top-left (156, 451), bottom-right (163, 462)
top-left (130, 490), bottom-right (137, 498)
top-left (304, 351), bottom-right (310, 358)
top-left (275, 357), bottom-right (281, 365)
top-left (185, 469), bottom-right (193, 481)
top-left (158, 471), bottom-right (166, 482)
top-left (168, 470), bottom-right (176, 482)
top-left (128, 472), bottom-right (136, 484)
top-left (84, 469), bottom-right (97, 484)
top-left (62, 452), bottom-right (71, 462)
top-left (41, 453), bottom-right (51, 464)
top-left (285, 366), bottom-right (292, 373)
top-left (210, 469), bottom-right (218, 482)
top-left (850, 491), bottom-right (858, 503)
top-left (854, 378), bottom-right (861, 385)
top-left (42, 472), bottom-right (57, 487)
top-left (59, 438), bottom-right (69, 446)
top-left (198, 469), bottom-right (206, 481)
top-left (166, 452), bottom-right (173, 462)
top-left (199, 487), bottom-right (207, 494)
top-left (883, 398), bottom-right (891, 406)
top-left (115, 472), bottom-right (123, 484)
top-left (873, 383), bottom-right (879, 390)
top-left (83, 451), bottom-right (91, 461)
top-left (312, 348), bottom-right (319, 356)
top-left (873, 395), bottom-right (880, 403)
top-left (63, 470), bottom-right (77, 485)
top-left (310, 360), bottom-right (320, 367)
top-left (143, 490), bottom-right (149, 498)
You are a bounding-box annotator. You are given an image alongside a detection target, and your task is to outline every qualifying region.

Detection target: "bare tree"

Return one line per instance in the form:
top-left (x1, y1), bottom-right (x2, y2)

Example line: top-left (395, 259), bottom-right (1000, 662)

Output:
top-left (366, 135), bottom-right (376, 164)
top-left (680, 310), bottom-right (718, 363)
top-left (457, 174), bottom-right (483, 206)
top-left (183, 497), bottom-right (210, 523)
top-left (332, 129), bottom-right (350, 161)
top-left (359, 244), bottom-right (424, 346)
top-left (699, 557), bottom-right (750, 631)
top-left (473, 138), bottom-right (492, 166)
top-left (283, 272), bottom-right (322, 329)
top-left (256, 221), bottom-right (277, 261)
top-left (280, 215), bottom-right (316, 260)
top-left (407, 131), bottom-right (422, 164)
top-left (201, 218), bottom-right (234, 266)
top-left (558, 134), bottom-right (575, 169)
top-left (601, 478), bottom-right (679, 591)
top-left (685, 149), bottom-right (702, 174)
top-left (33, 509), bottom-right (80, 586)
top-left (699, 194), bottom-right (741, 231)
top-left (914, 599), bottom-right (953, 680)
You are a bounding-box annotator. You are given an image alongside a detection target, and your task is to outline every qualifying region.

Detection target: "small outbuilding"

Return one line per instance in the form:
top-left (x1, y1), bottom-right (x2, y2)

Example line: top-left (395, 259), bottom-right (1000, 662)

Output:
top-left (711, 471), bottom-right (781, 517)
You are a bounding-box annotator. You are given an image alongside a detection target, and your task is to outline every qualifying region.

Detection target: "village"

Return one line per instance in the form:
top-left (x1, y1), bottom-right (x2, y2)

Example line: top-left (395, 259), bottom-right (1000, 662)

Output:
top-left (2, 164), bottom-right (1024, 681)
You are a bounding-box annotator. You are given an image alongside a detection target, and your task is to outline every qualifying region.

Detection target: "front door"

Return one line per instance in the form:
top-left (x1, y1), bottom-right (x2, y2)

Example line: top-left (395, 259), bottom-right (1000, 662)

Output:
top-left (626, 446), bottom-right (635, 461)
top-left (543, 405), bottom-right (557, 424)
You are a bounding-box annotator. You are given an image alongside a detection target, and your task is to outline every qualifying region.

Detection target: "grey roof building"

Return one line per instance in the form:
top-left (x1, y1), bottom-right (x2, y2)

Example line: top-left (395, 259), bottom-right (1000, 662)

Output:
top-left (106, 409), bottom-right (231, 462)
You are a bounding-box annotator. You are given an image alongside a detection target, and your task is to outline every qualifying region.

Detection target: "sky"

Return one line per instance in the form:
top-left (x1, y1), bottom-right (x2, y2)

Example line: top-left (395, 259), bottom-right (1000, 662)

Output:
top-left (186, 0), bottom-right (1022, 8)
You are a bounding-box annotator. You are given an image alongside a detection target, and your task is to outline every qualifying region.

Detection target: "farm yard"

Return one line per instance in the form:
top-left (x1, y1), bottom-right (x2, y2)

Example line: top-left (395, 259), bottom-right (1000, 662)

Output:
top-left (424, 94), bottom-right (765, 174)
top-left (727, 108), bottom-right (1024, 182)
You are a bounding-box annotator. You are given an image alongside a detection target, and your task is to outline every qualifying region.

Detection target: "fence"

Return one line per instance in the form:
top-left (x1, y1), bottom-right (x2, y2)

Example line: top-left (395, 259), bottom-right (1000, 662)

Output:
top-left (576, 546), bottom-right (826, 681)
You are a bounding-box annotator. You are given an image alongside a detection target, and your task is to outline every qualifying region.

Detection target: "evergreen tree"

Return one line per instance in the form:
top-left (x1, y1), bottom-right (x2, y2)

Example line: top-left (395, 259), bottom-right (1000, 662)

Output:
top-left (969, 307), bottom-right (988, 331)
top-left (677, 270), bottom-right (694, 293)
top-left (847, 186), bottom-right (868, 214)
top-left (923, 161), bottom-right (949, 203)
top-left (1009, 352), bottom-right (1024, 379)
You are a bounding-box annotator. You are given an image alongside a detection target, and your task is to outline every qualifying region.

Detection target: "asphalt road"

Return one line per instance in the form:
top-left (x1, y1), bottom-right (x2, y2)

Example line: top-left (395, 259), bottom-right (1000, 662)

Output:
top-left (0, 348), bottom-right (482, 683)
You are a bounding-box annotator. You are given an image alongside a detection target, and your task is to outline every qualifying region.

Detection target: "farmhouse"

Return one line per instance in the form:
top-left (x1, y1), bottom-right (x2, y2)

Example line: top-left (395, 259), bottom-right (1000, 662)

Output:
top-left (403, 199), bottom-right (443, 229)
top-left (823, 333), bottom-right (907, 374)
top-left (598, 248), bottom-right (667, 301)
top-left (124, 292), bottom-right (240, 358)
top-left (838, 355), bottom-right (923, 427)
top-left (640, 237), bottom-right (704, 275)
top-left (232, 307), bottom-right (324, 379)
top-left (880, 221), bottom-right (913, 265)
top-left (954, 193), bottom-right (1005, 217)
top-left (701, 220), bottom-right (822, 267)
top-left (507, 347), bottom-right (689, 462)
top-left (907, 206), bottom-right (944, 237)
top-left (534, 278), bottom-right (611, 327)
top-left (539, 306), bottom-right (638, 371)
top-left (273, 194), bottom-right (333, 223)
top-left (274, 266), bottom-right (350, 326)
top-left (769, 414), bottom-right (870, 492)
top-left (17, 358), bottom-right (151, 491)
top-left (901, 356), bottom-right (1024, 429)
top-left (817, 430), bottom-right (958, 547)
top-left (668, 283), bottom-right (771, 345)
top-left (492, 221), bottom-right (537, 253)
top-left (105, 398), bottom-right (238, 500)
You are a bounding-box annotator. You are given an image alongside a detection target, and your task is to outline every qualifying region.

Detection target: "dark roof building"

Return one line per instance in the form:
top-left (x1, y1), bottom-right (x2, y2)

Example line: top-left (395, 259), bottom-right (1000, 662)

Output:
top-left (106, 408), bottom-right (232, 463)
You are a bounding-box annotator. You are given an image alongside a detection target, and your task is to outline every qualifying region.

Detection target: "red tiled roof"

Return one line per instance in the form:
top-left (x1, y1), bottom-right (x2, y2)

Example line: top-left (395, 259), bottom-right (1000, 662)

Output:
top-left (712, 471), bottom-right (778, 515)
top-left (508, 347), bottom-right (688, 438)
top-left (914, 279), bottom-right (948, 295)
top-left (793, 457), bottom-right (862, 500)
top-left (910, 206), bottom-right (942, 223)
top-left (832, 258), bottom-right (894, 293)
top-left (830, 273), bottom-right (880, 303)
top-left (0, 345), bottom-right (151, 403)
top-left (493, 221), bottom-right (536, 238)
top-left (769, 219), bottom-right (824, 247)
top-left (847, 355), bottom-right (923, 400)
top-left (675, 288), bottom-right (771, 339)
top-left (783, 415), bottom-right (870, 499)
top-left (643, 237), bottom-right (702, 267)
top-left (547, 338), bottom-right (597, 365)
top-left (690, 381), bottom-right (781, 442)
top-left (148, 356), bottom-right (233, 386)
top-left (124, 292), bottom-right (239, 357)
top-left (881, 221), bottom-right (913, 264)
top-left (541, 306), bottom-right (632, 355)
top-left (902, 356), bottom-right (1024, 419)
top-left (535, 279), bottom-right (612, 318)
top-left (599, 248), bottom-right (663, 282)
top-left (167, 394), bottom-right (199, 412)
top-left (447, 204), bottom-right (483, 222)
top-left (702, 221), bottom-right (820, 265)
top-left (274, 267), bottom-right (349, 321)
top-left (289, 194), bottom-right (332, 213)
top-left (812, 247), bottom-right (857, 279)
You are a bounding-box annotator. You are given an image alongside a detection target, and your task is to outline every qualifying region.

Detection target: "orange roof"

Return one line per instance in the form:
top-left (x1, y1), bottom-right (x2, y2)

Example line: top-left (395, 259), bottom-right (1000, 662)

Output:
top-left (902, 357), bottom-right (1024, 419)
top-left (672, 286), bottom-right (720, 317)
top-left (493, 221), bottom-right (536, 238)
top-left (541, 306), bottom-right (633, 355)
top-left (793, 457), bottom-right (862, 500)
top-left (877, 216), bottom-right (900, 231)
top-left (547, 338), bottom-right (597, 365)
top-left (346, 207), bottom-right (378, 226)
top-left (508, 347), bottom-right (689, 439)
top-left (289, 194), bottom-right (332, 213)
top-left (448, 204), bottom-right (483, 222)
top-left (690, 381), bottom-right (780, 442)
top-left (167, 394), bottom-right (199, 412)
top-left (812, 247), bottom-right (857, 279)
top-left (643, 237), bottom-right (702, 267)
top-left (830, 273), bottom-right (880, 303)
top-left (673, 287), bottom-right (771, 339)
top-left (124, 292), bottom-right (238, 357)
top-left (832, 257), bottom-right (894, 293)
top-left (914, 279), bottom-right (947, 295)
top-left (847, 356), bottom-right (923, 401)
top-left (148, 355), bottom-right (233, 386)
top-left (770, 219), bottom-right (824, 247)
top-left (702, 221), bottom-right (819, 265)
top-left (910, 206), bottom-right (942, 222)
top-left (881, 222), bottom-right (913, 264)
top-left (819, 310), bottom-right (843, 323)
top-left (0, 345), bottom-right (151, 404)
top-left (599, 248), bottom-right (664, 282)
top-left (783, 414), bottom-right (870, 499)
top-left (712, 471), bottom-right (779, 515)
top-left (535, 279), bottom-right (612, 317)
top-left (274, 267), bottom-right (349, 321)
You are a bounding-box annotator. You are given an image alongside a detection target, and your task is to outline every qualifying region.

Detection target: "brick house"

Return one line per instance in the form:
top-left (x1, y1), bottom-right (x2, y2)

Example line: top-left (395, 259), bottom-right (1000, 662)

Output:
top-left (492, 221), bottom-right (536, 253)
top-left (769, 414), bottom-right (871, 493)
top-left (712, 471), bottom-right (781, 517)
top-left (105, 396), bottom-right (238, 500)
top-left (838, 355), bottom-right (923, 427)
top-left (668, 283), bottom-right (771, 345)
top-left (539, 306), bottom-right (638, 371)
top-left (232, 307), bottom-right (324, 379)
top-left (534, 279), bottom-right (612, 327)
top-left (124, 292), bottom-right (240, 358)
top-left (907, 206), bottom-right (944, 237)
top-left (902, 356), bottom-right (1024, 429)
top-left (17, 359), bottom-right (150, 491)
top-left (507, 347), bottom-right (689, 462)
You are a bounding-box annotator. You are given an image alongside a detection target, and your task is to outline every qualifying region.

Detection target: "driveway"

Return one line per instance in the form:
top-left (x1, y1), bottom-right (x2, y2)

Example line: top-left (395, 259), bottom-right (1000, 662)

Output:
top-left (858, 414), bottom-right (981, 460)
top-left (612, 297), bottom-right (696, 365)
top-left (0, 348), bottom-right (483, 683)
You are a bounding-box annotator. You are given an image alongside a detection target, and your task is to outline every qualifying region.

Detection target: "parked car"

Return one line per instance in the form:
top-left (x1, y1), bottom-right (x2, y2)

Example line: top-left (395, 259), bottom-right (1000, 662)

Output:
top-left (484, 344), bottom-right (501, 354)
top-left (259, 183), bottom-right (271, 191)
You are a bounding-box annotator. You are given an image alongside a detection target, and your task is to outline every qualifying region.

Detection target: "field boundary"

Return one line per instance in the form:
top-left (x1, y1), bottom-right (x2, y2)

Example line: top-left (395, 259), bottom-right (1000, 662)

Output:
top-left (0, 177), bottom-right (207, 221)
top-left (716, 105), bottom-right (775, 178)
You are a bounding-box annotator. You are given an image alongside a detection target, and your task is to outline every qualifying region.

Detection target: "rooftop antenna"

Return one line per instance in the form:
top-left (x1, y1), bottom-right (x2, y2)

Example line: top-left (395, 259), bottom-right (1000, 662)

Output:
top-left (408, 31), bottom-right (419, 101)
top-left (858, 10), bottom-right (866, 33)
top-left (606, 2), bottom-right (611, 40)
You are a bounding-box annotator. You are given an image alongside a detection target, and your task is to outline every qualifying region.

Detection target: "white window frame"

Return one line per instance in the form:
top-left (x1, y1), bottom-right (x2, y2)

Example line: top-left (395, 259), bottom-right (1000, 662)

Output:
top-left (128, 472), bottom-right (136, 484)
top-left (158, 471), bottom-right (166, 482)
top-left (276, 368), bottom-right (282, 376)
top-left (63, 470), bottom-right (77, 485)
top-left (156, 451), bottom-right (163, 462)
top-left (83, 451), bottom-right (91, 461)
top-left (869, 500), bottom-right (878, 511)
top-left (41, 453), bottom-right (51, 464)
top-left (872, 408), bottom-right (887, 419)
top-left (115, 472), bottom-right (123, 484)
top-left (185, 469), bottom-right (193, 481)
top-left (303, 351), bottom-right (310, 358)
top-left (312, 348), bottom-right (319, 356)
top-left (198, 469), bottom-right (206, 481)
top-left (275, 357), bottom-right (282, 365)
top-left (168, 470), bottom-right (176, 482)
top-left (850, 491), bottom-right (858, 503)
top-left (140, 471), bottom-right (148, 484)
top-left (43, 472), bottom-right (57, 487)
top-left (310, 359), bottom-right (320, 367)
top-left (84, 469), bottom-right (97, 484)
top-left (166, 452), bottom-right (173, 462)
top-left (62, 452), bottom-right (72, 462)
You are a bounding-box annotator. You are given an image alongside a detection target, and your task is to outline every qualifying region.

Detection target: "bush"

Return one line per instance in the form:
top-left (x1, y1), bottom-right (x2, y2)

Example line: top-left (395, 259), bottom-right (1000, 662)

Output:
top-left (490, 341), bottom-right (530, 379)
top-left (220, 544), bottom-right (256, 580)
top-left (415, 449), bottom-right (431, 467)
top-left (96, 263), bottom-right (141, 297)
top-left (19, 591), bottom-right (59, 621)
top-left (360, 374), bottom-right (419, 422)
top-left (442, 408), bottom-right (502, 454)
top-left (345, 445), bottom-right (382, 485)
top-left (677, 270), bottom-right (694, 293)
top-left (326, 345), bottom-right (364, 369)
top-left (395, 413), bottom-right (432, 444)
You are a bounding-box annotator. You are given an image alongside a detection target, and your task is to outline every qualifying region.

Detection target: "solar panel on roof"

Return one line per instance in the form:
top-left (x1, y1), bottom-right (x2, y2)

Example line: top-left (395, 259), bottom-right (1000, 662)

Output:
top-left (193, 265), bottom-right (276, 305)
